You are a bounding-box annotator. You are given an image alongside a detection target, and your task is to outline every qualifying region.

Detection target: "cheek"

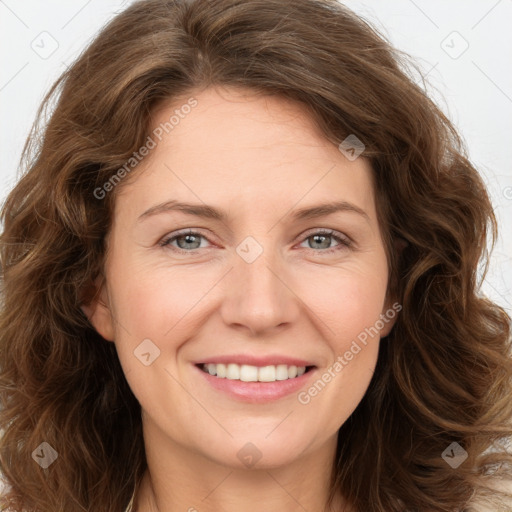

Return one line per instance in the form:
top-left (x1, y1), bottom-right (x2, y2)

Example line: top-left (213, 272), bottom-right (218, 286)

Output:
top-left (299, 261), bottom-right (389, 345)
top-left (296, 272), bottom-right (384, 430)
top-left (110, 256), bottom-right (214, 334)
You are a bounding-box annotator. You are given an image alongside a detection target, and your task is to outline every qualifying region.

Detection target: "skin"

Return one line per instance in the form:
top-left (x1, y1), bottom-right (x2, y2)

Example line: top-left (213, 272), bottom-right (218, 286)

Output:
top-left (83, 86), bottom-right (398, 512)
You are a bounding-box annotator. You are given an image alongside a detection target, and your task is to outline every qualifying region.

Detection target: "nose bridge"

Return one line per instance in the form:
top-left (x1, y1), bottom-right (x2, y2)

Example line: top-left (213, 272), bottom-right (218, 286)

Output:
top-left (221, 235), bottom-right (298, 334)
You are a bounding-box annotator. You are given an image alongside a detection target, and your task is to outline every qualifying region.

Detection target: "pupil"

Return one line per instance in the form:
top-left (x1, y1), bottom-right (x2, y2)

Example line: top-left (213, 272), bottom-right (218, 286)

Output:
top-left (179, 234), bottom-right (200, 249)
top-left (312, 234), bottom-right (329, 249)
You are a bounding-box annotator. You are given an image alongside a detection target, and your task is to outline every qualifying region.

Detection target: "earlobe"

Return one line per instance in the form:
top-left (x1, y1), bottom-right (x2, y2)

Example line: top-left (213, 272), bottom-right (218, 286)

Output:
top-left (394, 236), bottom-right (409, 252)
top-left (379, 298), bottom-right (402, 338)
top-left (80, 276), bottom-right (116, 342)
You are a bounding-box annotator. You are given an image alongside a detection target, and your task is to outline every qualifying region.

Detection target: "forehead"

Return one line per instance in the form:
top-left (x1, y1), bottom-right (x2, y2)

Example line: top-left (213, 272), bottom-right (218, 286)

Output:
top-left (115, 86), bottom-right (377, 225)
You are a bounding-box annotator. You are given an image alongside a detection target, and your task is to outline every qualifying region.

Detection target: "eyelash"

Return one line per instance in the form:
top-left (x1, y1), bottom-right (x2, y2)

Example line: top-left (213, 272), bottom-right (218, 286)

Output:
top-left (159, 228), bottom-right (353, 255)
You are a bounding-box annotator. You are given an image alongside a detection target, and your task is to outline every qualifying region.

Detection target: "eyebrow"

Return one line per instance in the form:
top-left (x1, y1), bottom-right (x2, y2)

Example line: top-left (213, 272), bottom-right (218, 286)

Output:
top-left (137, 199), bottom-right (370, 223)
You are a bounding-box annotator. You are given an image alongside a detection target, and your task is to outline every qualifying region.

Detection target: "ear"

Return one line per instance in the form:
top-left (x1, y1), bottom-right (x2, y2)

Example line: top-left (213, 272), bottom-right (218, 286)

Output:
top-left (394, 236), bottom-right (408, 253)
top-left (378, 300), bottom-right (401, 337)
top-left (80, 274), bottom-right (115, 342)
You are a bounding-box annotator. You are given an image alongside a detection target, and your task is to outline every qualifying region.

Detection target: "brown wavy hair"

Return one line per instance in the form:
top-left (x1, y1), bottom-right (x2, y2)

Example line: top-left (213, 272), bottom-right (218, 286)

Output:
top-left (1, 0), bottom-right (511, 510)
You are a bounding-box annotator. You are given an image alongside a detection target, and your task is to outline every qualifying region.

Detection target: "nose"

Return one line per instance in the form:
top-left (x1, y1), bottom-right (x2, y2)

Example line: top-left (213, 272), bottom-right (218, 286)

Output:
top-left (220, 244), bottom-right (301, 337)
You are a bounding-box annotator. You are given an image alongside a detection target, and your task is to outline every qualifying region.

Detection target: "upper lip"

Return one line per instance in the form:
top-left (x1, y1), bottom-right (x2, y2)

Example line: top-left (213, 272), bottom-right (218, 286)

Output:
top-left (194, 354), bottom-right (316, 367)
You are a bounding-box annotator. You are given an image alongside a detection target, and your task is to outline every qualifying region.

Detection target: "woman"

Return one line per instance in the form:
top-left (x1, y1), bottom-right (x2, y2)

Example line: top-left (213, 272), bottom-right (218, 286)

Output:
top-left (1, 0), bottom-right (511, 511)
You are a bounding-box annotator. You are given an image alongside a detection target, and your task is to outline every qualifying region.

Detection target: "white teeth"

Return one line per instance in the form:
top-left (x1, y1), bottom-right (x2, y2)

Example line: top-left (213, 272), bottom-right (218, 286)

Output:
top-left (201, 363), bottom-right (309, 382)
top-left (240, 364), bottom-right (258, 382)
top-left (258, 365), bottom-right (276, 382)
top-left (216, 363), bottom-right (227, 378)
top-left (275, 364), bottom-right (289, 380)
top-left (226, 363), bottom-right (240, 380)
top-left (287, 365), bottom-right (298, 378)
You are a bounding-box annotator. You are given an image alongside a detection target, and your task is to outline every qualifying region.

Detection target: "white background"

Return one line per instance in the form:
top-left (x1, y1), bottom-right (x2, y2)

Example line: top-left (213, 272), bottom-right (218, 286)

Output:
top-left (1, 0), bottom-right (511, 312)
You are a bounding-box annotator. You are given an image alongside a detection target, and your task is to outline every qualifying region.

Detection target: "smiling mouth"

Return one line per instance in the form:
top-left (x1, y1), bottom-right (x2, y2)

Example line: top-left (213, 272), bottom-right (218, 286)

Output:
top-left (197, 363), bottom-right (315, 382)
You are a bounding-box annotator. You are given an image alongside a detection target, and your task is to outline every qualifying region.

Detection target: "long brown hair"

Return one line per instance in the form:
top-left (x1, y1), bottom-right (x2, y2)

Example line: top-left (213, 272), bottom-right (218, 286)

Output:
top-left (1, 0), bottom-right (511, 510)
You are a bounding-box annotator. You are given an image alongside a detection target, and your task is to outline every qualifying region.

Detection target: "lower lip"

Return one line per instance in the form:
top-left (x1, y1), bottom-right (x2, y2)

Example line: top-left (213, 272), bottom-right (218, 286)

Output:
top-left (194, 365), bottom-right (316, 403)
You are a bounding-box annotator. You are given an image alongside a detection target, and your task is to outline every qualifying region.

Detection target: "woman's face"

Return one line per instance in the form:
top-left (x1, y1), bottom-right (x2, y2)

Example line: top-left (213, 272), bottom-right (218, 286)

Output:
top-left (86, 86), bottom-right (397, 469)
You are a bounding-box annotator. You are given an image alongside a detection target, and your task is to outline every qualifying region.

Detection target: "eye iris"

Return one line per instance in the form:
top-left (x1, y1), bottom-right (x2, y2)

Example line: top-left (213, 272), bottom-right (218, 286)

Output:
top-left (310, 234), bottom-right (331, 249)
top-left (177, 234), bottom-right (201, 250)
